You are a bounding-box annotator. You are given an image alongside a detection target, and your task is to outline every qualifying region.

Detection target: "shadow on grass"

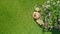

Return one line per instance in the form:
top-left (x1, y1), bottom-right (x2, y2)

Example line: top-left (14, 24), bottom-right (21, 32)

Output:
top-left (49, 28), bottom-right (60, 34)
top-left (42, 27), bottom-right (60, 34)
top-left (37, 24), bottom-right (60, 34)
top-left (42, 28), bottom-right (60, 34)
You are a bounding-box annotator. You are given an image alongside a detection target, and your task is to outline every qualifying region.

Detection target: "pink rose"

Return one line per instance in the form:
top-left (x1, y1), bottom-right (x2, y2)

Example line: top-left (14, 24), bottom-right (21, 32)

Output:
top-left (33, 12), bottom-right (40, 19)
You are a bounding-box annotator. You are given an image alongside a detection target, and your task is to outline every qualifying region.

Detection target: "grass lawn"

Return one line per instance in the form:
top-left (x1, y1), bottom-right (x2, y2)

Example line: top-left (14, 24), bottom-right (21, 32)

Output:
top-left (0, 0), bottom-right (60, 34)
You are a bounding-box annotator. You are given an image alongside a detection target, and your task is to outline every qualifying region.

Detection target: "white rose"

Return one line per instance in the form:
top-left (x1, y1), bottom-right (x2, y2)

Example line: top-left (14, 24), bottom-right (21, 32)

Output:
top-left (42, 5), bottom-right (46, 7)
top-left (53, 2), bottom-right (56, 5)
top-left (47, 0), bottom-right (50, 4)
top-left (46, 5), bottom-right (50, 8)
top-left (57, 1), bottom-right (60, 4)
top-left (35, 7), bottom-right (40, 11)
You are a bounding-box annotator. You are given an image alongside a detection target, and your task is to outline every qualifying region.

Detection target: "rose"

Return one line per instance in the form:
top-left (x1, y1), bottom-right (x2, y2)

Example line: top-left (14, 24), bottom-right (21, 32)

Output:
top-left (33, 12), bottom-right (40, 19)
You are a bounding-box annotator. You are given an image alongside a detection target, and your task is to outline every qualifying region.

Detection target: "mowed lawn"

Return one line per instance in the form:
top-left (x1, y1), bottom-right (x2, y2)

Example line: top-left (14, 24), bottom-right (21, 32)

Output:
top-left (0, 0), bottom-right (53, 34)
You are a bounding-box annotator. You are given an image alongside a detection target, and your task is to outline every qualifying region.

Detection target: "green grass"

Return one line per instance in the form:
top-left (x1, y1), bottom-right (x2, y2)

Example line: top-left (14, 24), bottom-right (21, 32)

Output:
top-left (0, 0), bottom-right (59, 34)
